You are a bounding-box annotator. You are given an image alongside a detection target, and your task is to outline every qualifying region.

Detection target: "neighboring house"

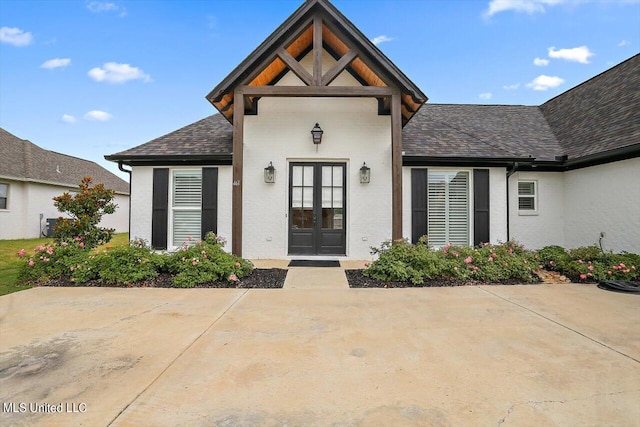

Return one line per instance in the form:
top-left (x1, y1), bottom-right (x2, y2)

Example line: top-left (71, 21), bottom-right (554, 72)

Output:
top-left (106, 0), bottom-right (639, 258)
top-left (0, 128), bottom-right (130, 240)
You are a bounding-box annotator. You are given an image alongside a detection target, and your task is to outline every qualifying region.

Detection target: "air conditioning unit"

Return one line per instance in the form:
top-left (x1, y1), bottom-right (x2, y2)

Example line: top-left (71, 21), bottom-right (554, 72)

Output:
top-left (45, 218), bottom-right (58, 238)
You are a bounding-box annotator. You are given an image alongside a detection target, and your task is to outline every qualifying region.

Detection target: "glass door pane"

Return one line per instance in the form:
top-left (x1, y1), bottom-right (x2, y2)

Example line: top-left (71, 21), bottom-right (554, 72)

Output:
top-left (321, 165), bottom-right (344, 230)
top-left (291, 165), bottom-right (314, 229)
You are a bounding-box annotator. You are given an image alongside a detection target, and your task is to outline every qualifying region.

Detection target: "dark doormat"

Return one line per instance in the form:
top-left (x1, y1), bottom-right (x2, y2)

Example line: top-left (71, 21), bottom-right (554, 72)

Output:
top-left (288, 260), bottom-right (341, 267)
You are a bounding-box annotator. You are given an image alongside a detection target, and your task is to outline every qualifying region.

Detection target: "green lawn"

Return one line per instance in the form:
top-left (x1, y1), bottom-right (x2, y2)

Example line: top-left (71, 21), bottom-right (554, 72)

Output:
top-left (0, 233), bottom-right (129, 296)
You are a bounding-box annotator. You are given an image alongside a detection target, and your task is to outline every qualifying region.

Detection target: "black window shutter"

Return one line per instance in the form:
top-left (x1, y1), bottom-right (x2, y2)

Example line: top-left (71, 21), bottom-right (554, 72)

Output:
top-left (201, 168), bottom-right (218, 239)
top-left (151, 168), bottom-right (169, 250)
top-left (411, 168), bottom-right (428, 244)
top-left (473, 169), bottom-right (490, 246)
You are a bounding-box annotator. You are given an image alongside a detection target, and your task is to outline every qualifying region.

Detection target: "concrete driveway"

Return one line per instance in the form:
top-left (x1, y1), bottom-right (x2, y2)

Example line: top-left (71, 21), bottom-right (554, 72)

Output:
top-left (1, 284), bottom-right (638, 426)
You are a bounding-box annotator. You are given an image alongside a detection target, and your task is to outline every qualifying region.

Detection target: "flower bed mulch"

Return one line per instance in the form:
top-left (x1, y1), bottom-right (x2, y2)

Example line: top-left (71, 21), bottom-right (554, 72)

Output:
top-left (345, 269), bottom-right (541, 288)
top-left (39, 268), bottom-right (288, 289)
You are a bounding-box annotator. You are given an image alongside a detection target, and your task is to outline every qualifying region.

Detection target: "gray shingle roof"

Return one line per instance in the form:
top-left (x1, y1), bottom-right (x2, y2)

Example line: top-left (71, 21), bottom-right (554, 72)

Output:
top-left (403, 104), bottom-right (561, 161)
top-left (0, 128), bottom-right (129, 194)
top-left (107, 55), bottom-right (639, 165)
top-left (106, 114), bottom-right (232, 159)
top-left (540, 54), bottom-right (640, 160)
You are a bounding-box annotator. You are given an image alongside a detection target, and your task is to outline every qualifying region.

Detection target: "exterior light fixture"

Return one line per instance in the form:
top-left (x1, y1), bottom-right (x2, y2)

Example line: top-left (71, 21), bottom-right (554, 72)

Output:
top-left (264, 161), bottom-right (276, 183)
top-left (311, 123), bottom-right (324, 145)
top-left (359, 162), bottom-right (371, 183)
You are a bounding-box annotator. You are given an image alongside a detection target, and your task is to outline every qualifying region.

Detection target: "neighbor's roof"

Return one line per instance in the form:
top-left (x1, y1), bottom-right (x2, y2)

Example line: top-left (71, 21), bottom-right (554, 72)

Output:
top-left (0, 128), bottom-right (129, 194)
top-left (540, 53), bottom-right (640, 160)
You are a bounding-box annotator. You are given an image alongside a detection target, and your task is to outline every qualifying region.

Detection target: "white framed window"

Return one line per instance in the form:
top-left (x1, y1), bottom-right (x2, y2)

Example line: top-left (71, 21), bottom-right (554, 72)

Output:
top-left (518, 180), bottom-right (537, 214)
top-left (0, 183), bottom-right (8, 210)
top-left (171, 170), bottom-right (202, 247)
top-left (428, 170), bottom-right (470, 247)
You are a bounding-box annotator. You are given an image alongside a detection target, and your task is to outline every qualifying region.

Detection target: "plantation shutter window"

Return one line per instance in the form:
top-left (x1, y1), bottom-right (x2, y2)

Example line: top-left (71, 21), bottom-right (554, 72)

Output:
top-left (172, 170), bottom-right (202, 247)
top-left (518, 181), bottom-right (537, 211)
top-left (427, 171), bottom-right (469, 247)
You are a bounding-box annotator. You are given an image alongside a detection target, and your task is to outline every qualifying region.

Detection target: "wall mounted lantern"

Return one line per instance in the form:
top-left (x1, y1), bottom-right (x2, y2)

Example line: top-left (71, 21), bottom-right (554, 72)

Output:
top-left (359, 162), bottom-right (371, 183)
top-left (311, 123), bottom-right (324, 145)
top-left (264, 161), bottom-right (276, 183)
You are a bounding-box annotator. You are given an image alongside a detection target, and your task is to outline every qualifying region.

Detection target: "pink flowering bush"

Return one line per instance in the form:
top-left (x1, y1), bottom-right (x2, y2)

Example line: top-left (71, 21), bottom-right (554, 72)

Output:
top-left (364, 239), bottom-right (538, 285)
top-left (91, 242), bottom-right (164, 285)
top-left (16, 232), bottom-right (255, 288)
top-left (17, 242), bottom-right (95, 284)
top-left (536, 245), bottom-right (639, 282)
top-left (168, 232), bottom-right (252, 288)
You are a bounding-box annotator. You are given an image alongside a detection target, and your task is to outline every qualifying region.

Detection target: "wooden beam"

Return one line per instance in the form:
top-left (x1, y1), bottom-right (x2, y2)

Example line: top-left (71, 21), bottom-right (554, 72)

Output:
top-left (232, 91), bottom-right (244, 256)
top-left (276, 48), bottom-right (314, 86)
top-left (237, 85), bottom-right (392, 97)
top-left (237, 17), bottom-right (314, 88)
top-left (391, 89), bottom-right (403, 243)
top-left (313, 15), bottom-right (323, 85)
top-left (321, 49), bottom-right (357, 86)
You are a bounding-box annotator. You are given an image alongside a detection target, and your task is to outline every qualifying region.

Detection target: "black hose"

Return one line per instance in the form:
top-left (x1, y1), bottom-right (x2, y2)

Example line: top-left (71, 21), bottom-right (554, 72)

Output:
top-left (598, 281), bottom-right (640, 294)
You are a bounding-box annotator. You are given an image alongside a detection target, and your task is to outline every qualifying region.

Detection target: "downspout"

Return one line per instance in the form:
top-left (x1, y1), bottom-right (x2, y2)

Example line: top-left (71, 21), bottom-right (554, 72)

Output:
top-left (505, 162), bottom-right (520, 242)
top-left (118, 161), bottom-right (132, 240)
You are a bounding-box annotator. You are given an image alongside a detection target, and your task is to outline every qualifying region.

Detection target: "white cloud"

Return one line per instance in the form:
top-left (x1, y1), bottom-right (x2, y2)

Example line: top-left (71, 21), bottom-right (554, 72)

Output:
top-left (88, 62), bottom-right (151, 84)
top-left (41, 58), bottom-right (71, 69)
top-left (618, 39), bottom-right (630, 46)
top-left (479, 92), bottom-right (493, 100)
top-left (503, 83), bottom-right (520, 90)
top-left (533, 57), bottom-right (550, 66)
top-left (0, 26), bottom-right (33, 46)
top-left (371, 35), bottom-right (394, 45)
top-left (86, 1), bottom-right (126, 16)
top-left (61, 114), bottom-right (77, 123)
top-left (86, 1), bottom-right (117, 12)
top-left (548, 46), bottom-right (594, 63)
top-left (483, 0), bottom-right (640, 18)
top-left (84, 110), bottom-right (113, 121)
top-left (526, 75), bottom-right (564, 91)
top-left (484, 0), bottom-right (563, 17)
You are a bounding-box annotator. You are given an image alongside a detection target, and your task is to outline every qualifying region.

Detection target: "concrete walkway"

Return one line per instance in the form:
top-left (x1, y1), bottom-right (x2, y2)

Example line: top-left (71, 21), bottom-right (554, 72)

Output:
top-left (284, 267), bottom-right (349, 289)
top-left (251, 258), bottom-right (365, 289)
top-left (1, 283), bottom-right (639, 427)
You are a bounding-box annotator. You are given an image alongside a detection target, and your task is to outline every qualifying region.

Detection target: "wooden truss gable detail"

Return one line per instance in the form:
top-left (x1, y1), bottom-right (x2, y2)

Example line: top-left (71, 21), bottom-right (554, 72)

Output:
top-left (207, 0), bottom-right (427, 127)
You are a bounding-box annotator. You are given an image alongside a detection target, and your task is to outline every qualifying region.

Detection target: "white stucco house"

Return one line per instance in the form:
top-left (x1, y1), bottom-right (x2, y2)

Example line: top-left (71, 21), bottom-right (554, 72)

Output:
top-left (106, 0), bottom-right (639, 259)
top-left (1, 128), bottom-right (130, 240)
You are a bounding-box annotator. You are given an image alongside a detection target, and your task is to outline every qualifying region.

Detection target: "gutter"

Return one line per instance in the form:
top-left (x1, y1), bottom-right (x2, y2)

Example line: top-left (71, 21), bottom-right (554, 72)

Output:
top-left (104, 154), bottom-right (233, 166)
top-left (505, 162), bottom-right (521, 242)
top-left (403, 156), bottom-right (535, 167)
top-left (117, 161), bottom-right (133, 240)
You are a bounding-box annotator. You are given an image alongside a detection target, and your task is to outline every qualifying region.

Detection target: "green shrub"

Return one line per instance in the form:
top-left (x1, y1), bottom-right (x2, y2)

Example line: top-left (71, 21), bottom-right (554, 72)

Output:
top-left (17, 242), bottom-right (95, 284)
top-left (93, 242), bottom-right (163, 285)
top-left (52, 177), bottom-right (117, 249)
top-left (364, 240), bottom-right (538, 284)
top-left (169, 232), bottom-right (253, 288)
top-left (535, 245), bottom-right (571, 270)
top-left (568, 245), bottom-right (604, 262)
top-left (535, 245), bottom-right (638, 282)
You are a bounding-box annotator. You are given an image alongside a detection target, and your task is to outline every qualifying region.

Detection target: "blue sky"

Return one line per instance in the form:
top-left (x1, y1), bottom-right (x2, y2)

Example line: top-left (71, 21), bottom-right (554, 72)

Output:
top-left (1, 0), bottom-right (638, 181)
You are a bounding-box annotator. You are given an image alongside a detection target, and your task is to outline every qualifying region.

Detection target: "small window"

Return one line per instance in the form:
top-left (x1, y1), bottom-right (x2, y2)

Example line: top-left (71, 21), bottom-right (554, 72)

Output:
top-left (518, 181), bottom-right (537, 212)
top-left (0, 183), bottom-right (8, 209)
